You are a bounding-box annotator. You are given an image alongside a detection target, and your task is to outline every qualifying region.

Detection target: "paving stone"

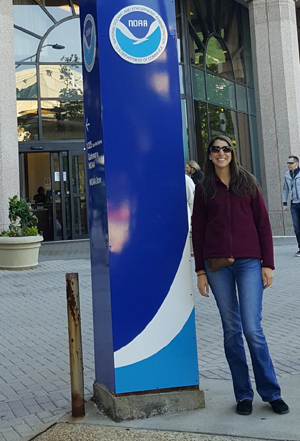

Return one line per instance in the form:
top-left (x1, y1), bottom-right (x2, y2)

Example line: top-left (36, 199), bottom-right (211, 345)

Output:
top-left (0, 239), bottom-right (299, 439)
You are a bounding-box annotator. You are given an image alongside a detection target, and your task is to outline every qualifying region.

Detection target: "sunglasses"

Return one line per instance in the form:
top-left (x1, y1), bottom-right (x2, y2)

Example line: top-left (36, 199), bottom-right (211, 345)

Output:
top-left (211, 145), bottom-right (232, 153)
top-left (287, 162), bottom-right (295, 165)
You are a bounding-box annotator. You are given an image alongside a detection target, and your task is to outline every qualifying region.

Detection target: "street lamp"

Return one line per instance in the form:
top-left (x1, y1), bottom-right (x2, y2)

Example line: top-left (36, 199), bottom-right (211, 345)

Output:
top-left (15, 43), bottom-right (65, 67)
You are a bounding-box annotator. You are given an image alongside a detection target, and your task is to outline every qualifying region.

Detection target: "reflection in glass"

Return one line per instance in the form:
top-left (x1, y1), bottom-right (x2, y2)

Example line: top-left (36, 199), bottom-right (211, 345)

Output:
top-left (249, 115), bottom-right (261, 182)
top-left (194, 101), bottom-right (208, 169)
top-left (40, 18), bottom-right (81, 62)
top-left (192, 67), bottom-right (205, 101)
top-left (73, 2), bottom-right (79, 15)
top-left (206, 37), bottom-right (233, 80)
top-left (41, 100), bottom-right (84, 139)
top-left (188, 0), bottom-right (204, 67)
top-left (13, 0), bottom-right (53, 37)
top-left (14, 28), bottom-right (40, 62)
top-left (248, 88), bottom-right (256, 115)
top-left (37, 0), bottom-right (72, 21)
top-left (206, 73), bottom-right (236, 109)
top-left (236, 84), bottom-right (247, 113)
top-left (238, 113), bottom-right (252, 173)
top-left (16, 65), bottom-right (37, 99)
top-left (242, 7), bottom-right (254, 88)
top-left (52, 154), bottom-right (63, 238)
top-left (40, 64), bottom-right (83, 99)
top-left (181, 100), bottom-right (189, 161)
top-left (17, 101), bottom-right (38, 141)
top-left (74, 197), bottom-right (88, 236)
top-left (63, 153), bottom-right (72, 239)
top-left (179, 65), bottom-right (184, 94)
top-left (208, 104), bottom-right (237, 146)
top-left (72, 155), bottom-right (86, 194)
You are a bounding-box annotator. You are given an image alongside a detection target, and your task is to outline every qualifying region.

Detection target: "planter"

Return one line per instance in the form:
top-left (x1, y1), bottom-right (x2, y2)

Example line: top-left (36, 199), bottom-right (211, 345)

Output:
top-left (0, 235), bottom-right (44, 270)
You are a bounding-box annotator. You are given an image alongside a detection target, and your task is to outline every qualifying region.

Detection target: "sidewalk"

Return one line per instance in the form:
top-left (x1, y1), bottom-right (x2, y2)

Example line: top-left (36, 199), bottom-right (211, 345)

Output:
top-left (0, 238), bottom-right (299, 441)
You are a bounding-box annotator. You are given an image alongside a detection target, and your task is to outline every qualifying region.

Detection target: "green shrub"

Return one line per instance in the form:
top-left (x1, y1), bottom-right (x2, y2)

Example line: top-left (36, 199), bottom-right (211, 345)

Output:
top-left (0, 196), bottom-right (40, 237)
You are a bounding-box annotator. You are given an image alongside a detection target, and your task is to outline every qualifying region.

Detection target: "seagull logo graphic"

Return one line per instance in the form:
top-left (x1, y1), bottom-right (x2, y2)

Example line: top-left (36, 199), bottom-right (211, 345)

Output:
top-left (83, 14), bottom-right (96, 73)
top-left (110, 6), bottom-right (168, 64)
top-left (116, 20), bottom-right (160, 45)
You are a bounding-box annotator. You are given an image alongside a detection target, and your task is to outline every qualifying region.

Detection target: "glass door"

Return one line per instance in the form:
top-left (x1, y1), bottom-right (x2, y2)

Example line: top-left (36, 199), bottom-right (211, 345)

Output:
top-left (69, 150), bottom-right (88, 239)
top-left (20, 150), bottom-right (88, 241)
top-left (50, 152), bottom-right (71, 240)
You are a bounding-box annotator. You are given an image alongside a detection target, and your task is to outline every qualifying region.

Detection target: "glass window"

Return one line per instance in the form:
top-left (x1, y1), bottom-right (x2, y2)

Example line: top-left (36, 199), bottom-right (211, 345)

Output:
top-left (192, 67), bottom-right (205, 101)
top-left (208, 104), bottom-right (237, 146)
top-left (40, 64), bottom-right (83, 99)
top-left (16, 65), bottom-right (37, 99)
top-left (72, 1), bottom-right (79, 15)
top-left (72, 155), bottom-right (86, 194)
top-left (194, 101), bottom-right (208, 168)
top-left (181, 100), bottom-right (189, 161)
top-left (248, 88), bottom-right (256, 115)
top-left (206, 37), bottom-right (233, 80)
top-left (236, 84), bottom-right (247, 113)
top-left (13, 0), bottom-right (53, 37)
top-left (237, 113), bottom-right (252, 172)
top-left (14, 28), bottom-right (40, 63)
top-left (37, 0), bottom-right (73, 21)
top-left (17, 101), bottom-right (39, 141)
top-left (175, 0), bottom-right (183, 63)
top-left (206, 73), bottom-right (236, 109)
top-left (242, 7), bottom-right (254, 88)
top-left (74, 196), bottom-right (88, 235)
top-left (41, 100), bottom-right (84, 139)
top-left (232, 51), bottom-right (245, 84)
top-left (40, 18), bottom-right (81, 62)
top-left (179, 65), bottom-right (184, 94)
top-left (188, 1), bottom-right (205, 67)
top-left (249, 115), bottom-right (261, 182)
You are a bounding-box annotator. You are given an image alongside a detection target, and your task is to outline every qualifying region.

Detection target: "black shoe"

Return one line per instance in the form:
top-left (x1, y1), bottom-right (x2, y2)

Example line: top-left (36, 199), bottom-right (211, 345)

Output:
top-left (269, 399), bottom-right (290, 414)
top-left (295, 250), bottom-right (300, 257)
top-left (236, 400), bottom-right (253, 415)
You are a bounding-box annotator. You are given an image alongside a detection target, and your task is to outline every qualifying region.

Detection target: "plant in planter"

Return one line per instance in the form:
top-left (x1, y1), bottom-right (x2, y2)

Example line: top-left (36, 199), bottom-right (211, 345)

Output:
top-left (0, 195), bottom-right (44, 270)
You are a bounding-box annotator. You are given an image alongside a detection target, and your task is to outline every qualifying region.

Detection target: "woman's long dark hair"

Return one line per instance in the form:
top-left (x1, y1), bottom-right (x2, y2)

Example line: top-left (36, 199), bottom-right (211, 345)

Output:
top-left (201, 135), bottom-right (261, 202)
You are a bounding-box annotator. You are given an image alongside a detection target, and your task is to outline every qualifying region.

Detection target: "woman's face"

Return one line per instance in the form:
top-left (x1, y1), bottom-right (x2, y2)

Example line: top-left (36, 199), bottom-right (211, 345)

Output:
top-left (209, 140), bottom-right (232, 170)
top-left (185, 163), bottom-right (193, 175)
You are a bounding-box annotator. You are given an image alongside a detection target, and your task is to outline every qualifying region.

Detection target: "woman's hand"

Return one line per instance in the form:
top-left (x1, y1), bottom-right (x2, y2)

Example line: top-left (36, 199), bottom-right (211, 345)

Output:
top-left (261, 267), bottom-right (273, 289)
top-left (197, 273), bottom-right (209, 297)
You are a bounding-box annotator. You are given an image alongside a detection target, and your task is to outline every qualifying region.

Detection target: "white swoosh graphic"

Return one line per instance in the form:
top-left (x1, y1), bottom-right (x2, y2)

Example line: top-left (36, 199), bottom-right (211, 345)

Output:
top-left (116, 20), bottom-right (159, 45)
top-left (114, 233), bottom-right (194, 368)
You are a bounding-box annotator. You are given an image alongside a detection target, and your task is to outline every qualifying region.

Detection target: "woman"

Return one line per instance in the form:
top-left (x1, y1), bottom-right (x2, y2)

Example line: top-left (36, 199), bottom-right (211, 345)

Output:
top-left (192, 135), bottom-right (289, 416)
top-left (186, 160), bottom-right (204, 185)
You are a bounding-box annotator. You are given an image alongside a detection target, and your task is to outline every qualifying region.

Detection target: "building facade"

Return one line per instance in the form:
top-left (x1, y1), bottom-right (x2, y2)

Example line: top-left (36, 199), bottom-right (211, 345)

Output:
top-left (1, 0), bottom-right (300, 239)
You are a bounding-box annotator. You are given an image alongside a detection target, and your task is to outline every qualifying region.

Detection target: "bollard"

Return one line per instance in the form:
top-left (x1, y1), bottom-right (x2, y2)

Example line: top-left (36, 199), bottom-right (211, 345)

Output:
top-left (66, 273), bottom-right (85, 418)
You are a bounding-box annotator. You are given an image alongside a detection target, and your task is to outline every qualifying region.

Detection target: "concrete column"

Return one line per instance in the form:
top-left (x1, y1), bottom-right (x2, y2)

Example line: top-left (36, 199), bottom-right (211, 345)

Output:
top-left (0, 0), bottom-right (19, 231)
top-left (247, 0), bottom-right (300, 235)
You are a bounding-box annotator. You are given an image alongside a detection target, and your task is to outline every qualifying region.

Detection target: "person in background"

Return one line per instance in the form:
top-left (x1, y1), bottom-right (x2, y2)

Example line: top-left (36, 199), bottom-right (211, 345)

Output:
top-left (282, 155), bottom-right (300, 257)
top-left (185, 160), bottom-right (204, 185)
top-left (34, 187), bottom-right (47, 204)
top-left (192, 135), bottom-right (289, 416)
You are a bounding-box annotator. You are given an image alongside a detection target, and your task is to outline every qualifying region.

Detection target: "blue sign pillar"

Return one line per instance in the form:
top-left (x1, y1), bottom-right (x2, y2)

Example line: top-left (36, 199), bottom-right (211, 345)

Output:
top-left (80, 0), bottom-right (203, 418)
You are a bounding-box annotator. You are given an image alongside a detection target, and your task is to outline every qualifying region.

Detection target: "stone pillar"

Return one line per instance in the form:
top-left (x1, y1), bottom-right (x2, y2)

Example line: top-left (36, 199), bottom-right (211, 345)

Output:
top-left (247, 0), bottom-right (300, 235)
top-left (0, 0), bottom-right (19, 231)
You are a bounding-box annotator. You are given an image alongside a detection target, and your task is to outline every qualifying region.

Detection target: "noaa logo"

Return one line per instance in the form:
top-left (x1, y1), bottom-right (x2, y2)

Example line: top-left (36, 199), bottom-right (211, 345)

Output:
top-left (83, 14), bottom-right (96, 73)
top-left (109, 6), bottom-right (168, 64)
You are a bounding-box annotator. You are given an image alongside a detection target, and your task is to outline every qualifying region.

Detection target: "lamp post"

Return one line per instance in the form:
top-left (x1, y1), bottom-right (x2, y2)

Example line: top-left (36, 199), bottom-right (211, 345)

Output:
top-left (15, 43), bottom-right (65, 67)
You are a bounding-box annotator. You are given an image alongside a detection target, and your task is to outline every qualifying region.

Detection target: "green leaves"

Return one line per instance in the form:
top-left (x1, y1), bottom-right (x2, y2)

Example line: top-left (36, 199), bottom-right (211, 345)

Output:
top-left (1, 196), bottom-right (40, 237)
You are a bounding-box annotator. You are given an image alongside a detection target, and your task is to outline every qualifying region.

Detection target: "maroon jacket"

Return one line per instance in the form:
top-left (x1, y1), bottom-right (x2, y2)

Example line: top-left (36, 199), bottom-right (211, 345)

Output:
top-left (192, 177), bottom-right (275, 272)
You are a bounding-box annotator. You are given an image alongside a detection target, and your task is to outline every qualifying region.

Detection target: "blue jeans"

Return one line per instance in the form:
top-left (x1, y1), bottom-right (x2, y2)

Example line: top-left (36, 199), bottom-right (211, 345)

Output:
top-left (205, 258), bottom-right (281, 402)
top-left (291, 203), bottom-right (300, 249)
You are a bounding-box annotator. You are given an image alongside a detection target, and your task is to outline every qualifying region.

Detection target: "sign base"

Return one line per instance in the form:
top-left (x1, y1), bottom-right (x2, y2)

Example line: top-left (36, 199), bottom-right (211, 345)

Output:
top-left (93, 381), bottom-right (205, 422)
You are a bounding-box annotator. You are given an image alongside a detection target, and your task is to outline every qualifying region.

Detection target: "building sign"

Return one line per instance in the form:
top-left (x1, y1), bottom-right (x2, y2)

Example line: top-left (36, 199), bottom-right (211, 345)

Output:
top-left (109, 5), bottom-right (168, 64)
